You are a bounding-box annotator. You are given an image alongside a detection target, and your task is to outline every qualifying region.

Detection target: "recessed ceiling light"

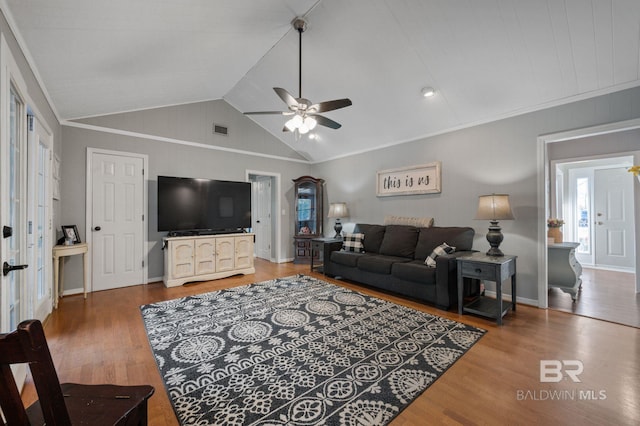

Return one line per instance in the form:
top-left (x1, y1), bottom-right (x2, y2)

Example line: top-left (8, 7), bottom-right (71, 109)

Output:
top-left (421, 87), bottom-right (436, 97)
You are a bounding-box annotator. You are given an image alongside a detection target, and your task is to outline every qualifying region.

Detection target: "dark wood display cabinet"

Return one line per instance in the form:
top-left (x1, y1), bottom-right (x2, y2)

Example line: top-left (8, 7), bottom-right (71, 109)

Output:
top-left (293, 176), bottom-right (324, 264)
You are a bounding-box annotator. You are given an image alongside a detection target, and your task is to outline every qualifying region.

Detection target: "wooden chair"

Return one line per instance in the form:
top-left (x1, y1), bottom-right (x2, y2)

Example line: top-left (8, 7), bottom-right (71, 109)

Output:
top-left (0, 319), bottom-right (154, 425)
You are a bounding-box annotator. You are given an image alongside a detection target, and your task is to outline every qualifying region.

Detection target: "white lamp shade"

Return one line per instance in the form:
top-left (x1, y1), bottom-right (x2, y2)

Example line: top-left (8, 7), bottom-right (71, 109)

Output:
top-left (304, 116), bottom-right (317, 130)
top-left (284, 118), bottom-right (297, 132)
top-left (474, 194), bottom-right (514, 220)
top-left (328, 202), bottom-right (349, 218)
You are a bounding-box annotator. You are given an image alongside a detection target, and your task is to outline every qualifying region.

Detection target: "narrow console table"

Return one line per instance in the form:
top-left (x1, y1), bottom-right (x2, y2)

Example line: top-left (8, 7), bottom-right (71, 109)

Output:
top-left (457, 252), bottom-right (517, 325)
top-left (163, 233), bottom-right (255, 287)
top-left (548, 242), bottom-right (582, 301)
top-left (53, 243), bottom-right (89, 308)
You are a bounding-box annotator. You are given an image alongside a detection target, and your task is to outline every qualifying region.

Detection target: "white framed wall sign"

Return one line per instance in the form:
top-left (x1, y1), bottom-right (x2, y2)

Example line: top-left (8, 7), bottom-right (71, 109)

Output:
top-left (376, 162), bottom-right (441, 197)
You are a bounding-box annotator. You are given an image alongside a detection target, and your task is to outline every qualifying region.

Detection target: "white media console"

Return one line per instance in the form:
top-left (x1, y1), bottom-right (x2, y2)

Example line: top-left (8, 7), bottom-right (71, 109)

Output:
top-left (163, 233), bottom-right (255, 287)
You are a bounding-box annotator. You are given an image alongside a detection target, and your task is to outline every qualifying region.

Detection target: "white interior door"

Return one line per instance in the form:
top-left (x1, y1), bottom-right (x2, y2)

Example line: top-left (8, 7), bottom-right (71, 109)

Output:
top-left (594, 167), bottom-right (635, 270)
top-left (252, 176), bottom-right (272, 260)
top-left (89, 150), bottom-right (146, 291)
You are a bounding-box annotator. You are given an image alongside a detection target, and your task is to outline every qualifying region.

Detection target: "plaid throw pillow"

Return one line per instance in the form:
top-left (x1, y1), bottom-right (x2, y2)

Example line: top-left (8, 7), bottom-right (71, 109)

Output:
top-left (342, 233), bottom-right (365, 252)
top-left (425, 243), bottom-right (455, 267)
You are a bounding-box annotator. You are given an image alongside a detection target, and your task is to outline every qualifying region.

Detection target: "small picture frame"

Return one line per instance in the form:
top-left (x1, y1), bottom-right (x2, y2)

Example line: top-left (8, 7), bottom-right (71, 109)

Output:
top-left (62, 225), bottom-right (81, 244)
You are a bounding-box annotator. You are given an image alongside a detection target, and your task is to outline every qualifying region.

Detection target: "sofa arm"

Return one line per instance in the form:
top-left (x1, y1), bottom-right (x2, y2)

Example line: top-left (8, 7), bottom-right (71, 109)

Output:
top-left (323, 240), bottom-right (344, 275)
top-left (434, 250), bottom-right (477, 309)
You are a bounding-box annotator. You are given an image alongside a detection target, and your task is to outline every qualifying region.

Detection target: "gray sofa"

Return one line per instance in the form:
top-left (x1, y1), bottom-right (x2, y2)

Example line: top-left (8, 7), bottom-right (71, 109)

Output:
top-left (324, 223), bottom-right (479, 310)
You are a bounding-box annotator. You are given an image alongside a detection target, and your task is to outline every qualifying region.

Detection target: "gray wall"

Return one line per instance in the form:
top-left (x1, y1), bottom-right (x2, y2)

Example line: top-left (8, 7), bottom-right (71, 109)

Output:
top-left (548, 128), bottom-right (640, 161)
top-left (61, 119), bottom-right (310, 287)
top-left (312, 86), bottom-right (640, 303)
top-left (75, 99), bottom-right (306, 161)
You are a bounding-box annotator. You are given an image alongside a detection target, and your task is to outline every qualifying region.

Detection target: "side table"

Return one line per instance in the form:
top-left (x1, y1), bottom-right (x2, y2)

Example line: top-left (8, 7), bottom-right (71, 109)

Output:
top-left (548, 242), bottom-right (582, 301)
top-left (457, 252), bottom-right (517, 325)
top-left (310, 237), bottom-right (342, 273)
top-left (53, 243), bottom-right (89, 308)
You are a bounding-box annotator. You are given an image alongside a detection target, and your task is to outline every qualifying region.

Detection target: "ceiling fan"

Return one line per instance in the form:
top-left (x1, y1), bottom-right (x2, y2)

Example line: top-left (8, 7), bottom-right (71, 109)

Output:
top-left (244, 17), bottom-right (352, 136)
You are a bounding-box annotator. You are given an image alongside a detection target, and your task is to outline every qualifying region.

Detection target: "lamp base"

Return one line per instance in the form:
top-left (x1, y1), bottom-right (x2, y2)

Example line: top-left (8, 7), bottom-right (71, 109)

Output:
top-left (485, 220), bottom-right (505, 257)
top-left (485, 246), bottom-right (505, 257)
top-left (333, 219), bottom-right (343, 238)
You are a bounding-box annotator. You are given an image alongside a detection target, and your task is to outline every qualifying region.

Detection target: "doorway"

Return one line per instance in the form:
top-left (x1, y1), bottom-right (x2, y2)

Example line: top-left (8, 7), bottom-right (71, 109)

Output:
top-left (247, 171), bottom-right (281, 263)
top-left (541, 123), bottom-right (640, 327)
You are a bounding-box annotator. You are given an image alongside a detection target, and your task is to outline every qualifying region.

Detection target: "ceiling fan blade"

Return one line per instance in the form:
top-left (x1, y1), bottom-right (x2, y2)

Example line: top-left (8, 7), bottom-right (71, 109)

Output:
top-left (244, 111), bottom-right (292, 116)
top-left (311, 114), bottom-right (342, 129)
top-left (274, 87), bottom-right (299, 109)
top-left (309, 98), bottom-right (352, 113)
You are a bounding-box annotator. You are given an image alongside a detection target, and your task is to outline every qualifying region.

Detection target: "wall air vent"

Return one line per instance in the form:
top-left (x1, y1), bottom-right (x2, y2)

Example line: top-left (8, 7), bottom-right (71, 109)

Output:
top-left (213, 123), bottom-right (229, 136)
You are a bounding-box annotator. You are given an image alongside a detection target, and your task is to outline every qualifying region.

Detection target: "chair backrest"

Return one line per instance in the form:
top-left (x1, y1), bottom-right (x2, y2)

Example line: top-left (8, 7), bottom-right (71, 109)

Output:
top-left (0, 319), bottom-right (72, 425)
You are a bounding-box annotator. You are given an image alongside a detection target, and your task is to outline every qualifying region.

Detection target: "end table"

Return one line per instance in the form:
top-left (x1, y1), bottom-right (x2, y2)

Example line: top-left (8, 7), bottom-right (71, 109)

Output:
top-left (310, 237), bottom-right (342, 273)
top-left (456, 252), bottom-right (517, 325)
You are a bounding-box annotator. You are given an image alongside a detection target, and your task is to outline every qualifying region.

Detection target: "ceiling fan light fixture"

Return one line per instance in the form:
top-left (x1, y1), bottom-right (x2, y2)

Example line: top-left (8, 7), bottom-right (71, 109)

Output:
top-left (421, 86), bottom-right (436, 97)
top-left (304, 116), bottom-right (317, 130)
top-left (285, 117), bottom-right (298, 132)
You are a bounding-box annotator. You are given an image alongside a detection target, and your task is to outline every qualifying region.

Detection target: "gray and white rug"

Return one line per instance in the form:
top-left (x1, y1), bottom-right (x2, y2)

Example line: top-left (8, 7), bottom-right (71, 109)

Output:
top-left (141, 275), bottom-right (485, 425)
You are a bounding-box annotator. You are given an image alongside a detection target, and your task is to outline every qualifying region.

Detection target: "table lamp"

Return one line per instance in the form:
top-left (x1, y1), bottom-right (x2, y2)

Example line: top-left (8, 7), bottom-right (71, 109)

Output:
top-left (328, 202), bottom-right (349, 238)
top-left (474, 194), bottom-right (514, 256)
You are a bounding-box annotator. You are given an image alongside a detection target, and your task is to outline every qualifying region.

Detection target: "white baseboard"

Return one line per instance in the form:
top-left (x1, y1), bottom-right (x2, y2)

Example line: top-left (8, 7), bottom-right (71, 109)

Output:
top-left (483, 290), bottom-right (538, 307)
top-left (581, 264), bottom-right (635, 273)
top-left (61, 287), bottom-right (84, 297)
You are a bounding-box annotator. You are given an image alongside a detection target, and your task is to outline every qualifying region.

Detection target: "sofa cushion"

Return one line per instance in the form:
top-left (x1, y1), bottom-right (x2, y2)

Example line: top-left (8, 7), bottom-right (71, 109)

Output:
top-left (414, 227), bottom-right (475, 260)
top-left (378, 225), bottom-right (419, 258)
top-left (353, 224), bottom-right (386, 253)
top-left (342, 233), bottom-right (365, 252)
top-left (357, 254), bottom-right (410, 274)
top-left (330, 250), bottom-right (363, 268)
top-left (425, 243), bottom-right (456, 267)
top-left (391, 260), bottom-right (437, 284)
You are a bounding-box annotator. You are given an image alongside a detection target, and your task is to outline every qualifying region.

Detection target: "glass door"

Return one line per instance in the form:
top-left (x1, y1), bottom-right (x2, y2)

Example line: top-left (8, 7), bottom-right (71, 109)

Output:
top-left (2, 85), bottom-right (27, 332)
top-left (29, 115), bottom-right (52, 320)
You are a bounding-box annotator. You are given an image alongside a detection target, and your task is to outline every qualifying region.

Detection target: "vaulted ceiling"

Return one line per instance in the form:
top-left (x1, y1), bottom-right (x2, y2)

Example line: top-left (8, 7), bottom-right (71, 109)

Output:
top-left (4, 0), bottom-right (640, 162)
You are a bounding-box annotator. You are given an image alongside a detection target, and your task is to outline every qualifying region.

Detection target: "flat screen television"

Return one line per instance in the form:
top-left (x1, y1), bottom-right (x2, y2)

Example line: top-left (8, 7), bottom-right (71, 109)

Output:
top-left (157, 176), bottom-right (251, 233)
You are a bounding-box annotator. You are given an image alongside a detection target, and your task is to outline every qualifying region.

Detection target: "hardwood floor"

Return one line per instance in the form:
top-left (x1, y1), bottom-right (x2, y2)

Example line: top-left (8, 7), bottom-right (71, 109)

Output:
top-left (22, 259), bottom-right (640, 425)
top-left (549, 267), bottom-right (639, 328)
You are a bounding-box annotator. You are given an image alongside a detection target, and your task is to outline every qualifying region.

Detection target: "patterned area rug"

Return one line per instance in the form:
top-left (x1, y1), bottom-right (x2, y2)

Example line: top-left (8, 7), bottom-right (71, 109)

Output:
top-left (141, 275), bottom-right (485, 425)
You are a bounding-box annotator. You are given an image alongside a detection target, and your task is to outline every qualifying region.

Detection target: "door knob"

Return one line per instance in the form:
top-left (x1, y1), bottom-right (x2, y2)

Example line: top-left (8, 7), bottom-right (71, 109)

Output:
top-left (3, 262), bottom-right (28, 276)
top-left (94, 226), bottom-right (101, 231)
top-left (597, 221), bottom-right (603, 225)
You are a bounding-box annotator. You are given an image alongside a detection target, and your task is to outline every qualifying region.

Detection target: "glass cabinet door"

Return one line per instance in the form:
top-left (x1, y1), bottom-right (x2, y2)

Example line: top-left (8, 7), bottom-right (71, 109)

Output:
top-left (293, 176), bottom-right (323, 237)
